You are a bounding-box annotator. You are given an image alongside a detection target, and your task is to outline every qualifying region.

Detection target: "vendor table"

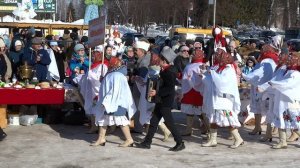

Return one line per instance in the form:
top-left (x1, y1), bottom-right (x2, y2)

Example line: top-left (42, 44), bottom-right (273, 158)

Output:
top-left (0, 88), bottom-right (65, 105)
top-left (0, 88), bottom-right (65, 128)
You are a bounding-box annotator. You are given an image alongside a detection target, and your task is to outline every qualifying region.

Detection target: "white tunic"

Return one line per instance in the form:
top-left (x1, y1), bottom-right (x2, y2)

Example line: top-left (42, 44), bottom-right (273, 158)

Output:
top-left (243, 58), bottom-right (277, 114)
top-left (95, 71), bottom-right (136, 126)
top-left (80, 64), bottom-right (108, 115)
top-left (200, 65), bottom-right (241, 127)
top-left (269, 69), bottom-right (300, 129)
top-left (181, 62), bottom-right (204, 115)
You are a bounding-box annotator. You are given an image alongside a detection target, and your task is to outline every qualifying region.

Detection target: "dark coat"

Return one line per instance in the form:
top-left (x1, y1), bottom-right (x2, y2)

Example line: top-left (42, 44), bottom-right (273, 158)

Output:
top-left (156, 66), bottom-right (177, 108)
top-left (173, 56), bottom-right (189, 78)
top-left (22, 49), bottom-right (51, 82)
top-left (9, 45), bottom-right (24, 78)
top-left (0, 54), bottom-right (7, 81)
top-left (53, 50), bottom-right (66, 82)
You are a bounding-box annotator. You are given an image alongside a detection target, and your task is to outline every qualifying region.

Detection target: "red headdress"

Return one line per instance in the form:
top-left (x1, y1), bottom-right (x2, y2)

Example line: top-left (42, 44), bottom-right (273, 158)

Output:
top-left (216, 51), bottom-right (235, 73)
top-left (286, 52), bottom-right (300, 72)
top-left (108, 57), bottom-right (122, 70)
top-left (258, 44), bottom-right (279, 64)
top-left (192, 50), bottom-right (205, 63)
top-left (212, 26), bottom-right (227, 48)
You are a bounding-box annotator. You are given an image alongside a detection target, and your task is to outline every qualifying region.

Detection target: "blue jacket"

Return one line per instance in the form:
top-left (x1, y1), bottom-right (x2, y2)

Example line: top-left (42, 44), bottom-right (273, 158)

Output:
top-left (69, 53), bottom-right (90, 79)
top-left (22, 48), bottom-right (51, 82)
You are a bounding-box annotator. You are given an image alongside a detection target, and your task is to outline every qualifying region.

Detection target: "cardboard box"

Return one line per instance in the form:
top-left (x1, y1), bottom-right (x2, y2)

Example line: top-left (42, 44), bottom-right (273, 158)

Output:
top-left (0, 105), bottom-right (7, 128)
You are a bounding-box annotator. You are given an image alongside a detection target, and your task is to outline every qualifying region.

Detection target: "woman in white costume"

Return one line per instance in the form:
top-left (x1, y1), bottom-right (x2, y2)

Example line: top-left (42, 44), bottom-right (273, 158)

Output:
top-left (243, 44), bottom-right (279, 142)
top-left (180, 49), bottom-right (209, 136)
top-left (200, 48), bottom-right (244, 148)
top-left (92, 57), bottom-right (136, 147)
top-left (82, 51), bottom-right (108, 133)
top-left (266, 52), bottom-right (300, 149)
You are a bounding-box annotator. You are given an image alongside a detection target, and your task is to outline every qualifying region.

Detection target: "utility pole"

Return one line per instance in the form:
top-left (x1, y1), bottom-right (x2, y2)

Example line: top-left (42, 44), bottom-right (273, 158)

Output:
top-left (213, 0), bottom-right (216, 27)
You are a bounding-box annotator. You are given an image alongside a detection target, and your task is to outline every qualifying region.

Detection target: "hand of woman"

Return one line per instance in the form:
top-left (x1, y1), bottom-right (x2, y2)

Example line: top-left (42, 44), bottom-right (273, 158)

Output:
top-left (149, 89), bottom-right (156, 97)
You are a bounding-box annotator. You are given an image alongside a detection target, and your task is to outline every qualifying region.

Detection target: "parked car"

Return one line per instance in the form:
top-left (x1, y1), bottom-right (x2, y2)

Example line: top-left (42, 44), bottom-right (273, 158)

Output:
top-left (285, 28), bottom-right (300, 41)
top-left (122, 33), bottom-right (144, 46)
top-left (240, 38), bottom-right (265, 49)
top-left (155, 35), bottom-right (169, 46)
top-left (287, 39), bottom-right (300, 52)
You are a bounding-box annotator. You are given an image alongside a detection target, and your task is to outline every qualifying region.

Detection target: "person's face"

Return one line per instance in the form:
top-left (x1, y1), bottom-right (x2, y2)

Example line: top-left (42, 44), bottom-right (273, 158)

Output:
top-left (77, 48), bottom-right (85, 56)
top-left (51, 45), bottom-right (58, 51)
top-left (180, 49), bottom-right (189, 58)
top-left (279, 54), bottom-right (288, 65)
top-left (247, 60), bottom-right (254, 67)
top-left (288, 55), bottom-right (299, 67)
top-left (32, 44), bottom-right (41, 50)
top-left (229, 42), bottom-right (236, 52)
top-left (135, 48), bottom-right (144, 58)
top-left (92, 52), bottom-right (102, 62)
top-left (127, 49), bottom-right (134, 58)
top-left (251, 43), bottom-right (256, 49)
top-left (15, 45), bottom-right (22, 51)
top-left (106, 47), bottom-right (112, 56)
top-left (216, 48), bottom-right (225, 56)
top-left (194, 43), bottom-right (202, 50)
top-left (0, 46), bottom-right (5, 52)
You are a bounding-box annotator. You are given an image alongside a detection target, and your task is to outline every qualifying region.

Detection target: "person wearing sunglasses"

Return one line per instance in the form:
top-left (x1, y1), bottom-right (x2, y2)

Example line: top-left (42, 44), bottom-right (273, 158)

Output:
top-left (173, 45), bottom-right (190, 80)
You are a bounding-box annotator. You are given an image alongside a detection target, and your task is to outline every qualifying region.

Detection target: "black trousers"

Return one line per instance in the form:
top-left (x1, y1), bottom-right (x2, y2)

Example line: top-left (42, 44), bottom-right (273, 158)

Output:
top-left (144, 105), bottom-right (182, 145)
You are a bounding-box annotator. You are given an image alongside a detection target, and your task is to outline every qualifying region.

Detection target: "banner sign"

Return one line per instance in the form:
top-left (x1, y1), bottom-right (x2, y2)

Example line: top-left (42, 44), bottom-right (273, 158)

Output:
top-left (32, 0), bottom-right (56, 13)
top-left (88, 16), bottom-right (106, 48)
top-left (0, 0), bottom-right (56, 13)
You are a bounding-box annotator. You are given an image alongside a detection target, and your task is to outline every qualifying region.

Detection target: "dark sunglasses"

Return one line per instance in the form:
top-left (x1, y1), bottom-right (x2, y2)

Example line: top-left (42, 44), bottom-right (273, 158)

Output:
top-left (181, 50), bottom-right (189, 52)
top-left (194, 47), bottom-right (202, 50)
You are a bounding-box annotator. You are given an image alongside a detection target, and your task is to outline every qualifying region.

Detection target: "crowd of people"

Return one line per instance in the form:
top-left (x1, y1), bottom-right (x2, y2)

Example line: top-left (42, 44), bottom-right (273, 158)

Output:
top-left (1, 26), bottom-right (300, 152)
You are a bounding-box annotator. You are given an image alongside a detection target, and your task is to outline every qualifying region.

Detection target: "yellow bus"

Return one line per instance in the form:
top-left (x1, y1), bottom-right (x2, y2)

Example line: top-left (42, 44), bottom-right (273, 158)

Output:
top-left (169, 27), bottom-right (232, 40)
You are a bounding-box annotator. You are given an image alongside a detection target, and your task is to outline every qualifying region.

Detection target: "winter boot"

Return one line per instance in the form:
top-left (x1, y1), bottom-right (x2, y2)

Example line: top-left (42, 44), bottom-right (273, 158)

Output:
top-left (90, 126), bottom-right (107, 146)
top-left (182, 115), bottom-right (194, 136)
top-left (249, 114), bottom-right (262, 135)
top-left (159, 123), bottom-right (171, 142)
top-left (230, 128), bottom-right (244, 149)
top-left (260, 123), bottom-right (273, 142)
top-left (202, 129), bottom-right (217, 147)
top-left (119, 125), bottom-right (134, 147)
top-left (272, 129), bottom-right (287, 149)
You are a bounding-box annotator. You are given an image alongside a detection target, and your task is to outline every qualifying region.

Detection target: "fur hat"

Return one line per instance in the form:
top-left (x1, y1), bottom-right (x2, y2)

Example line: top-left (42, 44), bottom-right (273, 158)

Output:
top-left (32, 37), bottom-right (43, 45)
top-left (160, 46), bottom-right (177, 63)
top-left (135, 41), bottom-right (150, 51)
top-left (15, 40), bottom-right (22, 46)
top-left (74, 43), bottom-right (85, 52)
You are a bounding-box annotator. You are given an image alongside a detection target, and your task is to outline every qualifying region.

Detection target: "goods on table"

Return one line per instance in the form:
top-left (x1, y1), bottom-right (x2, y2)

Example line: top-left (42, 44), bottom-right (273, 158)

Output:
top-left (38, 82), bottom-right (51, 89)
top-left (0, 81), bottom-right (64, 89)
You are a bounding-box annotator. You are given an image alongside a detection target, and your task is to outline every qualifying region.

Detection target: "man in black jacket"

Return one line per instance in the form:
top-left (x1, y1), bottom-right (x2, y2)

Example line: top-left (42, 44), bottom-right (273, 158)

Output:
top-left (136, 46), bottom-right (185, 152)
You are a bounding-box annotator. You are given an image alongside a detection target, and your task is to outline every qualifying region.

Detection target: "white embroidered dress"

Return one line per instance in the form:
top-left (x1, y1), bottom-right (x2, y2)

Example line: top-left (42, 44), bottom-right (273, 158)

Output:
top-left (181, 62), bottom-right (204, 115)
top-left (269, 69), bottom-right (300, 129)
top-left (95, 71), bottom-right (136, 126)
top-left (201, 65), bottom-right (241, 127)
top-left (243, 58), bottom-right (277, 115)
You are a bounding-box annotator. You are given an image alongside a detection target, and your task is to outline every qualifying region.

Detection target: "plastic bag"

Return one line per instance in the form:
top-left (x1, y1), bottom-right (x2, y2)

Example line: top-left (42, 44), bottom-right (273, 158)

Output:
top-left (19, 115), bottom-right (38, 126)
